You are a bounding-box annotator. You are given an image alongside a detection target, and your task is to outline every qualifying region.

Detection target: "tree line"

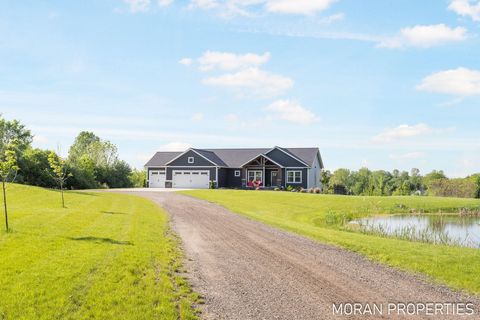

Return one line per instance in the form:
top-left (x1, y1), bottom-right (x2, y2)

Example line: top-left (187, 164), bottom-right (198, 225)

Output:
top-left (1, 116), bottom-right (146, 191)
top-left (321, 168), bottom-right (480, 198)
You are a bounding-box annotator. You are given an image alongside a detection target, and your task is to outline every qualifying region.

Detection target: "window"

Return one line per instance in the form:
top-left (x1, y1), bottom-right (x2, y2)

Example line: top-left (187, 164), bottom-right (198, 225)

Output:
top-left (248, 170), bottom-right (262, 182)
top-left (287, 170), bottom-right (302, 183)
top-left (234, 170), bottom-right (241, 177)
top-left (187, 156), bottom-right (194, 164)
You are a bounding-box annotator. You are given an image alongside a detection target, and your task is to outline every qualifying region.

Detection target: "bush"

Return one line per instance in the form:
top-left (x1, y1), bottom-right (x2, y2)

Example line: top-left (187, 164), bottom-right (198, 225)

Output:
top-left (130, 169), bottom-right (146, 188)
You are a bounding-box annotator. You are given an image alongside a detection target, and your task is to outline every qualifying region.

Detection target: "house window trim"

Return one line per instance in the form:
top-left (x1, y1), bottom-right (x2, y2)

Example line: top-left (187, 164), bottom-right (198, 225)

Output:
top-left (286, 170), bottom-right (302, 184)
top-left (187, 156), bottom-right (195, 164)
top-left (247, 170), bottom-right (263, 182)
top-left (234, 170), bottom-right (241, 177)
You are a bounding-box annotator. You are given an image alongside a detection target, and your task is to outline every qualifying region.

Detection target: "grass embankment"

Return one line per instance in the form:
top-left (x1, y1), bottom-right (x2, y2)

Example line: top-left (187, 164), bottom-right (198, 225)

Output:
top-left (0, 184), bottom-right (197, 320)
top-left (181, 190), bottom-right (480, 294)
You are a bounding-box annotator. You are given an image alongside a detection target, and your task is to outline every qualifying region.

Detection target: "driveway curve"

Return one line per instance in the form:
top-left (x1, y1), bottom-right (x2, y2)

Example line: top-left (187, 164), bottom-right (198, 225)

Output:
top-left (121, 191), bottom-right (478, 320)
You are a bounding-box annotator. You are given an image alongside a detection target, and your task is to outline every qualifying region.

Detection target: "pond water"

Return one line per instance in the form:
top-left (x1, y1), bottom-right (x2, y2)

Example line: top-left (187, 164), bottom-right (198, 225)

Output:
top-left (353, 215), bottom-right (480, 248)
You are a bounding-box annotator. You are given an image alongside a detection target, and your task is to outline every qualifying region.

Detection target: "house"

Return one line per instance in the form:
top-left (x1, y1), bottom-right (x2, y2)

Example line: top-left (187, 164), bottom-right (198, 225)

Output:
top-left (144, 146), bottom-right (324, 189)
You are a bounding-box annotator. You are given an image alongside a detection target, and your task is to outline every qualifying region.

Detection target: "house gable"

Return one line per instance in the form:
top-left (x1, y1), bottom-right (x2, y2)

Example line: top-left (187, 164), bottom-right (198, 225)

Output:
top-left (265, 148), bottom-right (308, 168)
top-left (166, 149), bottom-right (217, 167)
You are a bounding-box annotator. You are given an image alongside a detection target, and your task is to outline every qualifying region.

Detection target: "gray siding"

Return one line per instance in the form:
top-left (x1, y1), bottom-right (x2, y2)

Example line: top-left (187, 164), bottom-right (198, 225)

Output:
top-left (285, 168), bottom-right (308, 189)
top-left (168, 150), bottom-right (216, 167)
top-left (217, 168), bottom-right (228, 188)
top-left (225, 168), bottom-right (242, 188)
top-left (266, 149), bottom-right (307, 167)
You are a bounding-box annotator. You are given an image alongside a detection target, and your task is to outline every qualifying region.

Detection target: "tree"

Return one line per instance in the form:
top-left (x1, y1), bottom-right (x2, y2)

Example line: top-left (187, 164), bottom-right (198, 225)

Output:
top-left (48, 152), bottom-right (72, 208)
top-left (130, 169), bottom-right (146, 188)
top-left (329, 169), bottom-right (353, 195)
top-left (0, 147), bottom-right (19, 231)
top-left (67, 131), bottom-right (131, 189)
top-left (17, 148), bottom-right (57, 188)
top-left (0, 116), bottom-right (32, 154)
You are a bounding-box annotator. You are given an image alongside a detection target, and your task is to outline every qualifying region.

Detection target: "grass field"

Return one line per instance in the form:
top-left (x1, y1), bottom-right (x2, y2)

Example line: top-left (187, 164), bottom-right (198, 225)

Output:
top-left (0, 184), bottom-right (197, 320)
top-left (181, 190), bottom-right (480, 294)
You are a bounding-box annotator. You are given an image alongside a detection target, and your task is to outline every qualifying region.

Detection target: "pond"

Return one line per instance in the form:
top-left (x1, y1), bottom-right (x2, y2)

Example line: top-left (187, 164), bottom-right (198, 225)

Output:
top-left (353, 215), bottom-right (480, 248)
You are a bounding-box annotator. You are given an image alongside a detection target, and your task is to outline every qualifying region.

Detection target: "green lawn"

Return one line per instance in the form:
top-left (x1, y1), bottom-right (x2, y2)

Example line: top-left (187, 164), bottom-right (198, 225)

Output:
top-left (181, 190), bottom-right (480, 294)
top-left (0, 184), bottom-right (197, 320)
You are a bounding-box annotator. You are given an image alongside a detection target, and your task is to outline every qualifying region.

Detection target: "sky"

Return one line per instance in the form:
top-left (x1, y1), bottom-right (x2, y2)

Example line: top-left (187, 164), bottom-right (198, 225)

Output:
top-left (1, 0), bottom-right (479, 177)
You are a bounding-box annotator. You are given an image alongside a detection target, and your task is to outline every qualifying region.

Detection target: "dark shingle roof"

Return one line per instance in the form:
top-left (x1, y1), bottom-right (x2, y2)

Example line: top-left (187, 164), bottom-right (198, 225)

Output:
top-left (145, 151), bottom-right (182, 167)
top-left (145, 147), bottom-right (321, 168)
top-left (204, 148), bottom-right (270, 168)
top-left (193, 149), bottom-right (228, 167)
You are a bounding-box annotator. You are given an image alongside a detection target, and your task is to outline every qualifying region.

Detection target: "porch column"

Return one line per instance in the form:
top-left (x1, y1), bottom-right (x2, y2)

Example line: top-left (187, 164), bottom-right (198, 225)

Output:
top-left (262, 157), bottom-right (265, 187)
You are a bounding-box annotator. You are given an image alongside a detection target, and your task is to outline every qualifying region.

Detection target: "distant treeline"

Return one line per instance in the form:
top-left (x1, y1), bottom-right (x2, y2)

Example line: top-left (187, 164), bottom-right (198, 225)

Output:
top-left (321, 168), bottom-right (480, 198)
top-left (1, 116), bottom-right (146, 189)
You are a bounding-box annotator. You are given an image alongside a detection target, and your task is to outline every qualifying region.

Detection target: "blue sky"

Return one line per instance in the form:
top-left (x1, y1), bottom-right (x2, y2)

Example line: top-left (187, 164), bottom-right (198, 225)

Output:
top-left (1, 0), bottom-right (479, 177)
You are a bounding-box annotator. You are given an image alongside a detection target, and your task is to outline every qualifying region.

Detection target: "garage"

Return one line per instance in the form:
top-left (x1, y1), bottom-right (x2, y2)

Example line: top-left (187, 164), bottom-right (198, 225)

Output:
top-left (173, 170), bottom-right (210, 189)
top-left (149, 169), bottom-right (166, 188)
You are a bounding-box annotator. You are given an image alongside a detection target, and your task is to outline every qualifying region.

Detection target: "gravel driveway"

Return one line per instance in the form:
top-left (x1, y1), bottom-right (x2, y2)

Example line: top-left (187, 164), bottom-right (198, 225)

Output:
top-left (125, 191), bottom-right (478, 320)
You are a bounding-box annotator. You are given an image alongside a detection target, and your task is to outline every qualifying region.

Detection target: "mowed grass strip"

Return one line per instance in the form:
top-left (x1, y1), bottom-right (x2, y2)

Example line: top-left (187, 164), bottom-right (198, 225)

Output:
top-left (0, 184), bottom-right (197, 320)
top-left (181, 190), bottom-right (480, 294)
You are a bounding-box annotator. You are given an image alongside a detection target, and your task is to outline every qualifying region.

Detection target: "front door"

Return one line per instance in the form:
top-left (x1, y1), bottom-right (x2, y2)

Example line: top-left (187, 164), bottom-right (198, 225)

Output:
top-left (271, 171), bottom-right (279, 187)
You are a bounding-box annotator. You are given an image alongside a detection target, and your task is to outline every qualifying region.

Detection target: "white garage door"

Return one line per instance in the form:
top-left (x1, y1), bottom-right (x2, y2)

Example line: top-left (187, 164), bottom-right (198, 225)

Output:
top-left (149, 170), bottom-right (166, 188)
top-left (173, 170), bottom-right (210, 189)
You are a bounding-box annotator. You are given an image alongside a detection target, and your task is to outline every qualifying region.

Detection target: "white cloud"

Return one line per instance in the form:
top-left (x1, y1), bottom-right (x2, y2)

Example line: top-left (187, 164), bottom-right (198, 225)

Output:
top-left (179, 58), bottom-right (193, 66)
top-left (124, 0), bottom-right (151, 13)
top-left (378, 24), bottom-right (467, 49)
top-left (265, 0), bottom-right (337, 15)
top-left (198, 51), bottom-right (270, 71)
top-left (187, 0), bottom-right (336, 16)
top-left (191, 112), bottom-right (204, 122)
top-left (265, 100), bottom-right (319, 125)
top-left (389, 152), bottom-right (426, 160)
top-left (158, 0), bottom-right (173, 6)
top-left (202, 67), bottom-right (293, 97)
top-left (189, 0), bottom-right (219, 9)
top-left (449, 0), bottom-right (480, 21)
top-left (373, 124), bottom-right (434, 143)
top-left (417, 67), bottom-right (480, 96)
top-left (159, 142), bottom-right (192, 151)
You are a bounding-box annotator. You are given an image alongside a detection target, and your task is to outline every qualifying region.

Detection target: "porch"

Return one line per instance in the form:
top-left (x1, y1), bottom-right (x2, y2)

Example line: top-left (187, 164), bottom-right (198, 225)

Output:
top-left (241, 154), bottom-right (283, 188)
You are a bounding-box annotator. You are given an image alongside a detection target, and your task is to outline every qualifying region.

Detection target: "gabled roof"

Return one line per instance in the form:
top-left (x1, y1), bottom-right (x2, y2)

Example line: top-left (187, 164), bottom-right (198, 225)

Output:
top-left (204, 148), bottom-right (270, 168)
top-left (145, 147), bottom-right (322, 168)
top-left (193, 149), bottom-right (227, 167)
top-left (145, 151), bottom-right (182, 167)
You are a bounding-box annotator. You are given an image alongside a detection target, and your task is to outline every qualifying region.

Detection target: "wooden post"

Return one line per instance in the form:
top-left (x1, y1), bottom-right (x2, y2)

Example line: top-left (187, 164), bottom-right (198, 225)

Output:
top-left (3, 180), bottom-right (8, 232)
top-left (262, 157), bottom-right (265, 188)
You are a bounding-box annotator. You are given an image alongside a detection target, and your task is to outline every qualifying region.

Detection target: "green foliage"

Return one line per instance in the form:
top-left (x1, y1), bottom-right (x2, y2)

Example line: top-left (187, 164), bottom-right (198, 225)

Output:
top-left (0, 115), bottom-right (32, 155)
top-left (323, 167), bottom-right (480, 199)
top-left (16, 148), bottom-right (57, 187)
top-left (130, 169), bottom-right (146, 188)
top-left (0, 146), bottom-right (19, 231)
top-left (428, 178), bottom-right (478, 198)
top-left (66, 131), bottom-right (132, 189)
top-left (0, 148), bottom-right (19, 182)
top-left (0, 184), bottom-right (198, 319)
top-left (184, 190), bottom-right (480, 294)
top-left (48, 151), bottom-right (73, 207)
